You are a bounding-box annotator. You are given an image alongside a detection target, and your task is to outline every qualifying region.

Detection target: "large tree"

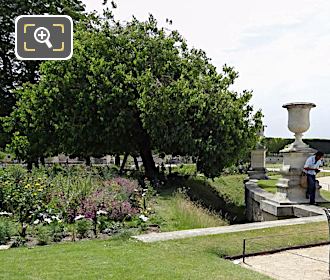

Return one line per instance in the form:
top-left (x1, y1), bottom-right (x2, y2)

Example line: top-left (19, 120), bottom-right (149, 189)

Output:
top-left (0, 0), bottom-right (85, 147)
top-left (6, 15), bottom-right (263, 178)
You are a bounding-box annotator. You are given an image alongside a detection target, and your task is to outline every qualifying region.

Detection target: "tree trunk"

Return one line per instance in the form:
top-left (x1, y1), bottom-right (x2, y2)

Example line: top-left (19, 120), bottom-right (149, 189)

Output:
top-left (27, 161), bottom-right (33, 171)
top-left (134, 111), bottom-right (158, 181)
top-left (85, 156), bottom-right (91, 166)
top-left (115, 154), bottom-right (120, 166)
top-left (27, 158), bottom-right (38, 171)
top-left (140, 144), bottom-right (158, 181)
top-left (119, 153), bottom-right (129, 174)
top-left (133, 156), bottom-right (139, 170)
top-left (40, 156), bottom-right (45, 166)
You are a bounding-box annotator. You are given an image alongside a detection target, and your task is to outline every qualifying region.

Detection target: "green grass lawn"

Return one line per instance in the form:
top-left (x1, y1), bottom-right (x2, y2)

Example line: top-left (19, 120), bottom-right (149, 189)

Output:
top-left (170, 164), bottom-right (197, 176)
top-left (317, 172), bottom-right (330, 178)
top-left (265, 163), bottom-right (282, 169)
top-left (0, 221), bottom-right (328, 280)
top-left (258, 175), bottom-right (280, 193)
top-left (321, 189), bottom-right (330, 201)
top-left (211, 175), bottom-right (246, 207)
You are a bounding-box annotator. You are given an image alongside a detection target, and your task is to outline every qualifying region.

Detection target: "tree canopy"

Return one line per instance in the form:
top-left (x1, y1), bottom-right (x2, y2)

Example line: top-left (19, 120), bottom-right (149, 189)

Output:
top-left (5, 14), bottom-right (263, 178)
top-left (0, 0), bottom-right (85, 147)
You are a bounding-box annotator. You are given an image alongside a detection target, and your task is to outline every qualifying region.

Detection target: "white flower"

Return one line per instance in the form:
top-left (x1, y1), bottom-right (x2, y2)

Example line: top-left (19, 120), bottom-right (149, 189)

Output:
top-left (74, 215), bottom-right (85, 221)
top-left (51, 215), bottom-right (60, 221)
top-left (0, 211), bottom-right (13, 217)
top-left (97, 210), bottom-right (107, 215)
top-left (139, 215), bottom-right (149, 222)
top-left (44, 218), bottom-right (52, 224)
top-left (33, 219), bottom-right (40, 225)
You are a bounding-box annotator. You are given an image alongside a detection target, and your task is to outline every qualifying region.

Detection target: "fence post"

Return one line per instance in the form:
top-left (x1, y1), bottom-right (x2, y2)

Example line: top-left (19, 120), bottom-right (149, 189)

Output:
top-left (323, 209), bottom-right (330, 275)
top-left (243, 239), bottom-right (246, 263)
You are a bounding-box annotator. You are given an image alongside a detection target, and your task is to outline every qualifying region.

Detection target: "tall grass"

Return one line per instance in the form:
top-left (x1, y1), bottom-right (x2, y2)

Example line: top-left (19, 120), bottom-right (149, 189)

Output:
top-left (154, 191), bottom-right (227, 232)
top-left (171, 192), bottom-right (228, 229)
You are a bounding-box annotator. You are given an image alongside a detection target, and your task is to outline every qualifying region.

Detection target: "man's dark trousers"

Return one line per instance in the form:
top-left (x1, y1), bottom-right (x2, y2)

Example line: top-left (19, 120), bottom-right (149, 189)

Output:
top-left (306, 174), bottom-right (316, 204)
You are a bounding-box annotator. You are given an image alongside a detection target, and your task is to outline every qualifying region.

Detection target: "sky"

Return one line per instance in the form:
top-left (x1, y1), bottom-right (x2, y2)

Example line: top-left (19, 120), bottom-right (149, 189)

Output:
top-left (83, 0), bottom-right (330, 139)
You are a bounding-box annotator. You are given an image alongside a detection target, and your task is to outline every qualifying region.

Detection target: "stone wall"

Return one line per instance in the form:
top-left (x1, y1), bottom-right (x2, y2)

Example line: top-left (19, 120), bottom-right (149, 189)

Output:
top-left (266, 156), bottom-right (283, 164)
top-left (245, 179), bottom-right (324, 222)
top-left (245, 180), bottom-right (276, 221)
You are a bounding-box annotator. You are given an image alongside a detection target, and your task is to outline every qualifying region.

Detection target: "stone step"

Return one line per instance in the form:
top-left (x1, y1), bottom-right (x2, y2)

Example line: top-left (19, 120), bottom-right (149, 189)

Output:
top-left (293, 204), bottom-right (325, 217)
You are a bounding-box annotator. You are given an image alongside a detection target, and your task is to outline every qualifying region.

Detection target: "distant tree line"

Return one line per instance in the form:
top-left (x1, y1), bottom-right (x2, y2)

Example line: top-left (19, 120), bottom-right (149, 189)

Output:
top-left (264, 138), bottom-right (330, 154)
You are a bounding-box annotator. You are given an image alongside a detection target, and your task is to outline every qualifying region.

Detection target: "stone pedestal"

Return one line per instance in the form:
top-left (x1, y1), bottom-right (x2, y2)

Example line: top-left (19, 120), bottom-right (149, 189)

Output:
top-left (271, 102), bottom-right (326, 204)
top-left (272, 148), bottom-right (326, 204)
top-left (248, 148), bottom-right (267, 180)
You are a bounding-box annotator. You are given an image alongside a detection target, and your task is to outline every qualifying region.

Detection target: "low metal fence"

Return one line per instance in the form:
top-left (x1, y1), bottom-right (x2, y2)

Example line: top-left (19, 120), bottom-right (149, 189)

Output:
top-left (240, 228), bottom-right (329, 264)
top-left (324, 208), bottom-right (330, 275)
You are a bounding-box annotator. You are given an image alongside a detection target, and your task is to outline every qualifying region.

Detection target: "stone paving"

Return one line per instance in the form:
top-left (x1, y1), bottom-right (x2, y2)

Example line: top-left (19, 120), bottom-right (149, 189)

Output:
top-left (133, 215), bottom-right (325, 243)
top-left (0, 245), bottom-right (10, 250)
top-left (319, 176), bottom-right (330, 192)
top-left (240, 245), bottom-right (330, 280)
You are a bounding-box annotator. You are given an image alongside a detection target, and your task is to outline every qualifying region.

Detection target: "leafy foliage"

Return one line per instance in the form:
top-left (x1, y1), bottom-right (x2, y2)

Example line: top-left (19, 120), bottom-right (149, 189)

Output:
top-left (6, 14), bottom-right (262, 178)
top-left (0, 218), bottom-right (13, 244)
top-left (0, 0), bottom-right (86, 147)
top-left (263, 137), bottom-right (291, 154)
top-left (0, 166), bottom-right (52, 236)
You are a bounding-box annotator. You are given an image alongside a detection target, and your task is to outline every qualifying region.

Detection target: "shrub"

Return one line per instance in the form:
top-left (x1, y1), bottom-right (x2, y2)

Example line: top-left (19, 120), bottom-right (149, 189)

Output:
top-left (49, 221), bottom-right (65, 242)
top-left (91, 166), bottom-right (118, 180)
top-left (76, 219), bottom-right (91, 238)
top-left (0, 166), bottom-right (52, 236)
top-left (98, 216), bottom-right (110, 233)
top-left (36, 225), bottom-right (51, 245)
top-left (10, 236), bottom-right (26, 248)
top-left (0, 218), bottom-right (12, 245)
top-left (0, 166), bottom-right (145, 243)
top-left (111, 229), bottom-right (133, 241)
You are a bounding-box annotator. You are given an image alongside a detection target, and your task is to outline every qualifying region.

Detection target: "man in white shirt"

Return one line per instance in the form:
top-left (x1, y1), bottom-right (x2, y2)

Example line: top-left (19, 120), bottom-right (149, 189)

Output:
top-left (303, 151), bottom-right (324, 204)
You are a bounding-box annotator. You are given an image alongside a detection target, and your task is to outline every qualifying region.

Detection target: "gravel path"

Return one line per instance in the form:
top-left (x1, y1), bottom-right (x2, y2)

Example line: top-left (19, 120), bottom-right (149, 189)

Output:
top-left (241, 245), bottom-right (330, 280)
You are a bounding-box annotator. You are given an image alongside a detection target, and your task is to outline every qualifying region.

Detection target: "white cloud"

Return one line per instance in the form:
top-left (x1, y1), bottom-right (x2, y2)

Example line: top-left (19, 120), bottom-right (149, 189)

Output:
top-left (83, 0), bottom-right (330, 138)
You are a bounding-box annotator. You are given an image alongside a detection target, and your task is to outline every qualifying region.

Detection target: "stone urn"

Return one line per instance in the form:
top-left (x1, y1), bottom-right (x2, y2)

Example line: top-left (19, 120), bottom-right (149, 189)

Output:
top-left (282, 102), bottom-right (316, 152)
top-left (272, 102), bottom-right (325, 204)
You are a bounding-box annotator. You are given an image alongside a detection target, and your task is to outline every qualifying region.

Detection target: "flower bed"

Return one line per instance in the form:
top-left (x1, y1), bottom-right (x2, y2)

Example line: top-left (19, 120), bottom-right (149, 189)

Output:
top-left (0, 165), bottom-right (154, 247)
